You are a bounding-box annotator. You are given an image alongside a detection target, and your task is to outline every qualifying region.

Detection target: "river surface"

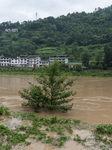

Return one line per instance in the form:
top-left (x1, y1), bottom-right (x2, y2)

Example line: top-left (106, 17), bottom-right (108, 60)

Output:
top-left (0, 75), bottom-right (112, 125)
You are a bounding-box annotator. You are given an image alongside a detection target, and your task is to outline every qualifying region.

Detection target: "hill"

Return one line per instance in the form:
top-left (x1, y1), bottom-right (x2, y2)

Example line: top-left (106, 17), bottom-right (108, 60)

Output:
top-left (0, 5), bottom-right (112, 62)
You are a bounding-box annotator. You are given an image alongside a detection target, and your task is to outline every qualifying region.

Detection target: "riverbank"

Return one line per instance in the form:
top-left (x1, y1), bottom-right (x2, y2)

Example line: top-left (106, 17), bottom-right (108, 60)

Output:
top-left (0, 108), bottom-right (112, 150)
top-left (0, 70), bottom-right (112, 77)
top-left (70, 70), bottom-right (112, 77)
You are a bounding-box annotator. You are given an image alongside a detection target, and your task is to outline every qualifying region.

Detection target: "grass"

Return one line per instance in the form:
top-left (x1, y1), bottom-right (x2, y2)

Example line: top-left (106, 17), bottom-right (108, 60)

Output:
top-left (71, 70), bottom-right (112, 77)
top-left (0, 65), bottom-right (112, 77)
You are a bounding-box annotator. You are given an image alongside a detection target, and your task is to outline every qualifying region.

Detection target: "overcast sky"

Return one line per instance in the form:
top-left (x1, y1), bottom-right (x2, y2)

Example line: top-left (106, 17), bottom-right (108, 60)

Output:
top-left (0, 0), bottom-right (112, 23)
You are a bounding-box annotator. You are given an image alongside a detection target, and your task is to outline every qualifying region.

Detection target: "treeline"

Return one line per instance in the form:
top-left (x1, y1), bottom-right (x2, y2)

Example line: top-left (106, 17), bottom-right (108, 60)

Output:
top-left (0, 5), bottom-right (112, 61)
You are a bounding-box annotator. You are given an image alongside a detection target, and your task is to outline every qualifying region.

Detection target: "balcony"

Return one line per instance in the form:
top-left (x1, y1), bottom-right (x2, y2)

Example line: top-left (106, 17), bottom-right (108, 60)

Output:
top-left (50, 57), bottom-right (66, 60)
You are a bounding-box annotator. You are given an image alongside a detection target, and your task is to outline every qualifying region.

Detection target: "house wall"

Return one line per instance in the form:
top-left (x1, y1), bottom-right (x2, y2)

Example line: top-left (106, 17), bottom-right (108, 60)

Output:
top-left (0, 55), bottom-right (41, 67)
top-left (5, 28), bottom-right (18, 32)
top-left (39, 61), bottom-right (49, 67)
top-left (49, 55), bottom-right (68, 64)
top-left (0, 55), bottom-right (68, 67)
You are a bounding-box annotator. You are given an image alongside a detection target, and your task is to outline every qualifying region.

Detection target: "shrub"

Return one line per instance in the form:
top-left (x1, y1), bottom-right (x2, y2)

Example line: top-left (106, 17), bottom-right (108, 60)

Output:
top-left (0, 105), bottom-right (11, 115)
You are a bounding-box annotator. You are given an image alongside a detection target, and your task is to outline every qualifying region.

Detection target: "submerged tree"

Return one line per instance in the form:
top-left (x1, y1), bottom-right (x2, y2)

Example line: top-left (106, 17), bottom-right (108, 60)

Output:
top-left (19, 61), bottom-right (76, 112)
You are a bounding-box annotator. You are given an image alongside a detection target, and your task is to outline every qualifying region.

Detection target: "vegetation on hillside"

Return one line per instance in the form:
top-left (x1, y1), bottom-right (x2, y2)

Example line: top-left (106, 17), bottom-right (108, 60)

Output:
top-left (0, 5), bottom-right (112, 63)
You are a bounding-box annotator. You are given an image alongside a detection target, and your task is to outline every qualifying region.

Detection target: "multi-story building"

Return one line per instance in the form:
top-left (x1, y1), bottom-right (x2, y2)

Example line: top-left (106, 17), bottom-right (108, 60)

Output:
top-left (39, 60), bottom-right (49, 67)
top-left (17, 55), bottom-right (28, 67)
top-left (0, 55), bottom-right (41, 67)
top-left (49, 55), bottom-right (68, 64)
top-left (28, 55), bottom-right (41, 68)
top-left (0, 55), bottom-right (11, 66)
top-left (0, 55), bottom-right (68, 67)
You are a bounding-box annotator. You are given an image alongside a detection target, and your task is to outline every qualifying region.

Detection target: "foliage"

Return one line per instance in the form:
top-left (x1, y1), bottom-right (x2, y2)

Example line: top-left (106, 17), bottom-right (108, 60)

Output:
top-left (0, 124), bottom-right (29, 149)
top-left (95, 51), bottom-right (103, 64)
top-left (0, 111), bottom-right (82, 149)
top-left (75, 64), bottom-right (82, 72)
top-left (104, 43), bottom-right (112, 67)
top-left (0, 105), bottom-right (11, 115)
top-left (1, 6), bottom-right (112, 62)
top-left (1, 66), bottom-right (112, 77)
top-left (73, 119), bottom-right (81, 124)
top-left (94, 124), bottom-right (112, 149)
top-left (81, 50), bottom-right (90, 67)
top-left (1, 110), bottom-right (112, 149)
top-left (103, 64), bottom-right (108, 70)
top-left (59, 63), bottom-right (69, 72)
top-left (20, 84), bottom-right (44, 111)
top-left (19, 61), bottom-right (76, 112)
top-left (95, 124), bottom-right (112, 135)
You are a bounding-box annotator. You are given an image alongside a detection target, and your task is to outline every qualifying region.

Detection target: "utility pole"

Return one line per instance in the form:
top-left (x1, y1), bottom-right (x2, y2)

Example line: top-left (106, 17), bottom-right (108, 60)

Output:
top-left (36, 12), bottom-right (37, 20)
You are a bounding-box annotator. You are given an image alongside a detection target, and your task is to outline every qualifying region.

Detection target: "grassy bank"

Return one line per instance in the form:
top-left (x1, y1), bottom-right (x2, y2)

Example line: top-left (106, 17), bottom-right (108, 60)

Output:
top-left (0, 71), bottom-right (40, 75)
top-left (0, 71), bottom-right (112, 77)
top-left (0, 66), bottom-right (112, 77)
top-left (70, 71), bottom-right (112, 77)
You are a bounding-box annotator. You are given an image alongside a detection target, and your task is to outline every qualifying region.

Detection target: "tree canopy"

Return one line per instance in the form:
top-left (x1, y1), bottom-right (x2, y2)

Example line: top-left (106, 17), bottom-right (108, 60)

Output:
top-left (81, 50), bottom-right (90, 67)
top-left (19, 61), bottom-right (76, 112)
top-left (0, 5), bottom-right (112, 62)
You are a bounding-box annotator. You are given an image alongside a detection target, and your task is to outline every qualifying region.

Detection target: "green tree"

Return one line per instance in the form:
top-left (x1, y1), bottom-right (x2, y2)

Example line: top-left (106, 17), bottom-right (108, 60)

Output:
top-left (19, 61), bottom-right (76, 112)
top-left (81, 50), bottom-right (90, 67)
top-left (104, 43), bottom-right (112, 67)
top-left (59, 63), bottom-right (69, 72)
top-left (75, 64), bottom-right (82, 72)
top-left (95, 51), bottom-right (103, 64)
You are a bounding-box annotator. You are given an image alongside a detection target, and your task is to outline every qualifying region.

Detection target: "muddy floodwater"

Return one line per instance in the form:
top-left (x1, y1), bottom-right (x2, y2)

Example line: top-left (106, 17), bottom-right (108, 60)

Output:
top-left (0, 75), bottom-right (112, 125)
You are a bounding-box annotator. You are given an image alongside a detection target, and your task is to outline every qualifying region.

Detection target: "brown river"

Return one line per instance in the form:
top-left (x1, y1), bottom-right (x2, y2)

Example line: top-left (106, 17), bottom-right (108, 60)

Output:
top-left (0, 75), bottom-right (112, 125)
top-left (0, 75), bottom-right (112, 150)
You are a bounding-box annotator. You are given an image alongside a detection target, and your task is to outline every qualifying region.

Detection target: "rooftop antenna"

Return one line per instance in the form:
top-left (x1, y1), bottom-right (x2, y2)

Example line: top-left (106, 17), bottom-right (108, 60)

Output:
top-left (36, 12), bottom-right (37, 20)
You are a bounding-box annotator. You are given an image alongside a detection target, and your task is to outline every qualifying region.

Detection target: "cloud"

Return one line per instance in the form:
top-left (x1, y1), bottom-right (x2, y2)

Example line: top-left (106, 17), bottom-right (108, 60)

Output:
top-left (0, 0), bottom-right (112, 23)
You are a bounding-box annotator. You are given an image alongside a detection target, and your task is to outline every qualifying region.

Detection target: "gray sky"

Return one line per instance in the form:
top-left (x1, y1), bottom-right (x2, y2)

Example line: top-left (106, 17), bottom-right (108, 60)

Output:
top-left (0, 0), bottom-right (112, 23)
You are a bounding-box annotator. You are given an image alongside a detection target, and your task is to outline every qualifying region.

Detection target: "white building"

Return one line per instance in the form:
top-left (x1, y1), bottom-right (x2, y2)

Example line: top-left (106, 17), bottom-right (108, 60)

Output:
top-left (0, 55), bottom-right (68, 67)
top-left (0, 55), bottom-right (11, 66)
top-left (49, 55), bottom-right (68, 64)
top-left (28, 55), bottom-right (41, 68)
top-left (0, 55), bottom-right (41, 67)
top-left (17, 55), bottom-right (28, 67)
top-left (5, 28), bottom-right (18, 32)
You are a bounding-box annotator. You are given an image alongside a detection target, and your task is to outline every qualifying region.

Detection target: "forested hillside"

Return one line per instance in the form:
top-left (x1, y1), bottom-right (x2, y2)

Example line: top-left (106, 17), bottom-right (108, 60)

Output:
top-left (0, 5), bottom-right (112, 62)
